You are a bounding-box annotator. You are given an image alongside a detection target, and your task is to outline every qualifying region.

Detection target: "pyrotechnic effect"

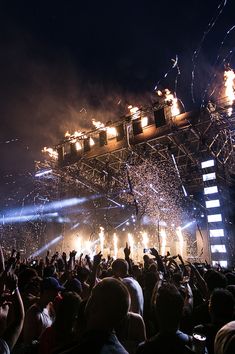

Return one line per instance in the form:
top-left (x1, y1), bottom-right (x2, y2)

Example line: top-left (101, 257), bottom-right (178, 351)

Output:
top-left (142, 231), bottom-right (149, 249)
top-left (76, 236), bottom-right (82, 255)
top-left (65, 130), bottom-right (83, 138)
top-left (164, 89), bottom-right (180, 116)
top-left (99, 226), bottom-right (105, 252)
top-left (224, 68), bottom-right (235, 116)
top-left (113, 233), bottom-right (118, 259)
top-left (176, 226), bottom-right (184, 257)
top-left (128, 105), bottom-right (140, 120)
top-left (160, 228), bottom-right (167, 256)
top-left (128, 233), bottom-right (134, 252)
top-left (92, 119), bottom-right (117, 137)
top-left (42, 147), bottom-right (58, 159)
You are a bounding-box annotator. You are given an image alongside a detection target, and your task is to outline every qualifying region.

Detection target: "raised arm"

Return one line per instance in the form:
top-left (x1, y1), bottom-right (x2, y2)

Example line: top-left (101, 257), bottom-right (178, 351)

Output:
top-left (2, 273), bottom-right (25, 351)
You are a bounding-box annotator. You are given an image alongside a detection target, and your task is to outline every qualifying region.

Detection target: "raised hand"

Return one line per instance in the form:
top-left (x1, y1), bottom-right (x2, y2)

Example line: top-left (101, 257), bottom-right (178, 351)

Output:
top-left (124, 242), bottom-right (131, 258)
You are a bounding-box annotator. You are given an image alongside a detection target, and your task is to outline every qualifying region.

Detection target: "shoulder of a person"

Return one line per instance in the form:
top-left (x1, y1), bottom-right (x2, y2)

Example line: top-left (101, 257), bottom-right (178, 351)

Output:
top-left (0, 338), bottom-right (10, 354)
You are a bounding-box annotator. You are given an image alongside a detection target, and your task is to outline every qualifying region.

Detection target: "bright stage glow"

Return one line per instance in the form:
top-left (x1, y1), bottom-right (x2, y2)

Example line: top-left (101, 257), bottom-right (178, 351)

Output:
top-left (90, 137), bottom-right (95, 146)
top-left (204, 186), bottom-right (218, 195)
top-left (5, 195), bottom-right (100, 218)
top-left (30, 235), bottom-right (63, 258)
top-left (75, 142), bottom-right (82, 151)
top-left (0, 212), bottom-right (58, 225)
top-left (212, 260), bottom-right (228, 268)
top-left (207, 214), bottom-right (222, 222)
top-left (35, 169), bottom-right (53, 177)
top-left (141, 116), bottom-right (148, 128)
top-left (203, 172), bottom-right (216, 181)
top-left (201, 160), bottom-right (215, 169)
top-left (206, 199), bottom-right (220, 208)
top-left (210, 229), bottom-right (224, 237)
top-left (211, 245), bottom-right (226, 253)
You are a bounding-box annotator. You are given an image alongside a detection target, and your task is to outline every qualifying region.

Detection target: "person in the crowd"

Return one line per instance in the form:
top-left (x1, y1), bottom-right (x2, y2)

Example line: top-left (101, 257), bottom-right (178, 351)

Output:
top-left (23, 276), bottom-right (64, 344)
top-left (39, 291), bottom-right (82, 354)
top-left (115, 310), bottom-right (146, 354)
top-left (112, 258), bottom-right (144, 316)
top-left (61, 278), bottom-right (130, 353)
top-left (193, 270), bottom-right (228, 326)
top-left (194, 288), bottom-right (235, 354)
top-left (137, 283), bottom-right (194, 354)
top-left (214, 321), bottom-right (235, 354)
top-left (0, 272), bottom-right (25, 354)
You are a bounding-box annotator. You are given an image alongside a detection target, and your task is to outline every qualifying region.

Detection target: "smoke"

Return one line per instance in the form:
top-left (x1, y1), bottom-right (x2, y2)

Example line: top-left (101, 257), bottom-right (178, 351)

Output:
top-left (0, 27), bottom-right (151, 174)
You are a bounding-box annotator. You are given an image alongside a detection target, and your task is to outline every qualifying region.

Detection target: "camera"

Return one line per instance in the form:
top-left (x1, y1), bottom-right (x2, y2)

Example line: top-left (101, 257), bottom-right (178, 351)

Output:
top-left (143, 248), bottom-right (151, 254)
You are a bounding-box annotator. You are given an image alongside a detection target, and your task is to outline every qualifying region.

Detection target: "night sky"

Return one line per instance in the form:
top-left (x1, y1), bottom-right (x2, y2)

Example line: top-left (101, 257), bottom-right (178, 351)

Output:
top-left (0, 0), bottom-right (235, 182)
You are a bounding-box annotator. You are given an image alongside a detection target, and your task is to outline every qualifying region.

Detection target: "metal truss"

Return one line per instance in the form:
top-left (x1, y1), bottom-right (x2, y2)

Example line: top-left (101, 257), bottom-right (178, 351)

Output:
top-left (36, 105), bottom-right (235, 199)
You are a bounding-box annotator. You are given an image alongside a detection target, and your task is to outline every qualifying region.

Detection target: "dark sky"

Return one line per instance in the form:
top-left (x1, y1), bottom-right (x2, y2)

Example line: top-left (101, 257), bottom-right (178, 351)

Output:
top-left (0, 0), bottom-right (235, 178)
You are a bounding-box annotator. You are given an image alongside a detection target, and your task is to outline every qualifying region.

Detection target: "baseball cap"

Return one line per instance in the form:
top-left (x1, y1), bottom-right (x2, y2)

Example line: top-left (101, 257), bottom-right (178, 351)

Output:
top-left (41, 277), bottom-right (65, 292)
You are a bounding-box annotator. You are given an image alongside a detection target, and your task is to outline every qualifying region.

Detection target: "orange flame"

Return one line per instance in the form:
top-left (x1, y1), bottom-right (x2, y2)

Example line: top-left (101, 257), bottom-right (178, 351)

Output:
top-left (224, 69), bottom-right (235, 116)
top-left (42, 147), bottom-right (58, 159)
top-left (164, 89), bottom-right (180, 116)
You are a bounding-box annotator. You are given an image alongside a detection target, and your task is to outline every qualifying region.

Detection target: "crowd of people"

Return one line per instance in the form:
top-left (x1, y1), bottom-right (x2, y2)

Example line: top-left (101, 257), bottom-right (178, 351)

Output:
top-left (0, 244), bottom-right (235, 354)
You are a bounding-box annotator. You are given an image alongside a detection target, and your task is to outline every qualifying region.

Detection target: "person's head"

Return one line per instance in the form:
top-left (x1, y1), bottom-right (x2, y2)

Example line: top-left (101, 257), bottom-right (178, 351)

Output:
top-left (64, 278), bottom-right (82, 296)
top-left (18, 267), bottom-right (38, 292)
top-left (112, 259), bottom-right (129, 278)
top-left (205, 270), bottom-right (227, 294)
top-left (24, 276), bottom-right (42, 297)
top-left (85, 278), bottom-right (130, 331)
top-left (209, 288), bottom-right (234, 325)
top-left (76, 267), bottom-right (90, 283)
top-left (226, 285), bottom-right (235, 300)
top-left (54, 292), bottom-right (82, 341)
top-left (154, 283), bottom-right (184, 332)
top-left (43, 265), bottom-right (56, 278)
top-left (145, 271), bottom-right (158, 291)
top-left (214, 321), bottom-right (235, 354)
top-left (40, 277), bottom-right (65, 303)
top-left (225, 273), bottom-right (235, 286)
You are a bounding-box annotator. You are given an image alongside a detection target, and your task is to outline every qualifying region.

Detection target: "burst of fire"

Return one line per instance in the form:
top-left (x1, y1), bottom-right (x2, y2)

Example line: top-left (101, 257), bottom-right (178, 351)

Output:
top-left (160, 228), bottom-right (167, 256)
top-left (176, 226), bottom-right (184, 257)
top-left (128, 105), bottom-right (140, 120)
top-left (224, 68), bottom-right (235, 116)
top-left (92, 119), bottom-right (105, 129)
top-left (164, 89), bottom-right (180, 116)
top-left (142, 231), bottom-right (149, 249)
top-left (65, 131), bottom-right (83, 138)
top-left (99, 226), bottom-right (105, 252)
top-left (128, 233), bottom-right (135, 252)
top-left (113, 233), bottom-right (118, 259)
top-left (92, 119), bottom-right (117, 137)
top-left (42, 147), bottom-right (58, 159)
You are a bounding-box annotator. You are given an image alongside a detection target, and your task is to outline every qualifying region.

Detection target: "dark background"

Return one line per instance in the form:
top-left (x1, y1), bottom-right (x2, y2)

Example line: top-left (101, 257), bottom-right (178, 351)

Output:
top-left (0, 0), bottom-right (235, 199)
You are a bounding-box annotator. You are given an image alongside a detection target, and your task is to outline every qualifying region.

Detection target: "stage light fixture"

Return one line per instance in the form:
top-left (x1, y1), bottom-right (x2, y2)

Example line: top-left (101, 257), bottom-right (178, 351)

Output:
top-left (210, 229), bottom-right (224, 237)
top-left (207, 214), bottom-right (222, 222)
top-left (201, 159), bottom-right (215, 169)
top-left (204, 186), bottom-right (218, 195)
top-left (206, 200), bottom-right (220, 208)
top-left (212, 260), bottom-right (228, 267)
top-left (203, 172), bottom-right (216, 181)
top-left (211, 245), bottom-right (226, 253)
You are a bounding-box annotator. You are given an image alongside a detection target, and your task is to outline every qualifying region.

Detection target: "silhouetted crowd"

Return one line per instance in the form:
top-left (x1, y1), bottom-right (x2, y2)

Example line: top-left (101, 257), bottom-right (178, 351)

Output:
top-left (0, 244), bottom-right (235, 354)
